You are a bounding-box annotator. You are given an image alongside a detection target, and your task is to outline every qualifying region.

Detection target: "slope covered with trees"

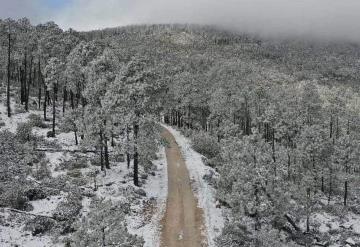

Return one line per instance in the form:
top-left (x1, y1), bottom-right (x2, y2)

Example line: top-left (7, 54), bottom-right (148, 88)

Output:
top-left (0, 18), bottom-right (360, 246)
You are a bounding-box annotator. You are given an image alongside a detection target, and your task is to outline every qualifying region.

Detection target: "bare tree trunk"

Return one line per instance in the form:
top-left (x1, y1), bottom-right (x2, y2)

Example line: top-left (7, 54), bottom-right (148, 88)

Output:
top-left (272, 128), bottom-right (276, 176)
top-left (23, 52), bottom-right (27, 108)
top-left (177, 111), bottom-right (181, 128)
top-left (111, 132), bottom-right (115, 147)
top-left (287, 151), bottom-right (291, 180)
top-left (43, 86), bottom-right (48, 121)
top-left (187, 105), bottom-right (191, 129)
top-left (133, 119), bottom-right (139, 187)
top-left (93, 175), bottom-right (97, 191)
top-left (102, 227), bottom-right (105, 247)
top-left (70, 90), bottom-right (74, 109)
top-left (54, 83), bottom-right (58, 102)
top-left (100, 132), bottom-right (105, 172)
top-left (32, 60), bottom-right (36, 87)
top-left (126, 125), bottom-right (131, 169)
top-left (62, 85), bottom-right (67, 115)
top-left (217, 118), bottom-right (221, 142)
top-left (74, 130), bottom-right (78, 145)
top-left (47, 91), bottom-right (51, 105)
top-left (244, 97), bottom-right (252, 135)
top-left (52, 86), bottom-right (56, 136)
top-left (344, 180), bottom-right (348, 206)
top-left (329, 115), bottom-right (333, 139)
top-left (104, 137), bottom-right (110, 169)
top-left (306, 188), bottom-right (311, 233)
top-left (20, 68), bottom-right (24, 104)
top-left (328, 168), bottom-right (332, 204)
top-left (38, 59), bottom-right (42, 109)
top-left (254, 183), bottom-right (261, 231)
top-left (6, 30), bottom-right (11, 117)
top-left (25, 55), bottom-right (33, 112)
top-left (336, 116), bottom-right (339, 139)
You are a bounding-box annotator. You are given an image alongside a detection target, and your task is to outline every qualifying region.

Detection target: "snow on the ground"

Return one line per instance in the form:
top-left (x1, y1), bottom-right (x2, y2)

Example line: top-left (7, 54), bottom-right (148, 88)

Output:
top-left (0, 99), bottom-right (169, 247)
top-left (44, 151), bottom-right (71, 177)
top-left (345, 213), bottom-right (360, 234)
top-left (40, 131), bottom-right (77, 148)
top-left (75, 146), bottom-right (168, 247)
top-left (80, 196), bottom-right (92, 217)
top-left (0, 210), bottom-right (62, 247)
top-left (162, 124), bottom-right (224, 247)
top-left (55, 132), bottom-right (77, 147)
top-left (299, 211), bottom-right (360, 234)
top-left (126, 147), bottom-right (168, 247)
top-left (30, 193), bottom-right (66, 217)
top-left (138, 147), bottom-right (168, 247)
top-left (298, 211), bottom-right (360, 246)
top-left (0, 100), bottom-right (32, 133)
top-left (0, 224), bottom-right (56, 247)
top-left (310, 212), bottom-right (340, 233)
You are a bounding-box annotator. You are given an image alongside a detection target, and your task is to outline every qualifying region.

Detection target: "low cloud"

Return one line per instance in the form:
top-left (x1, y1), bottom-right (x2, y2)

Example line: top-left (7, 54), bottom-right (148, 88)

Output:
top-left (128, 0), bottom-right (360, 42)
top-left (2, 0), bottom-right (360, 42)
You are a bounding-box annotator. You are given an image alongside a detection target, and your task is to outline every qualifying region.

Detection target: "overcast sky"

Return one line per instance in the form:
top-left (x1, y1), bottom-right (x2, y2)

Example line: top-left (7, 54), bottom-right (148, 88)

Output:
top-left (1, 0), bottom-right (360, 42)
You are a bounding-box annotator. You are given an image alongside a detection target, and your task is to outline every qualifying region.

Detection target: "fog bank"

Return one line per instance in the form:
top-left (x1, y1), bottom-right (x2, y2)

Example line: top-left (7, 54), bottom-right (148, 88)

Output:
top-left (1, 0), bottom-right (360, 42)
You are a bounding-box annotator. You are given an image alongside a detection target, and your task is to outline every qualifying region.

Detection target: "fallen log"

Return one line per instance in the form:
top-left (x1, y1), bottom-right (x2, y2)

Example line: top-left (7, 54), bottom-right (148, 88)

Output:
top-left (33, 148), bottom-right (119, 155)
top-left (284, 213), bottom-right (301, 232)
top-left (34, 148), bottom-right (100, 153)
top-left (4, 208), bottom-right (56, 220)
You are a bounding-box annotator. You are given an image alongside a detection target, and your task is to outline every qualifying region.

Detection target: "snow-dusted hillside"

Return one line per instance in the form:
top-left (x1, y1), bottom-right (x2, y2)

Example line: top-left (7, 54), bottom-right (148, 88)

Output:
top-left (0, 95), bottom-right (168, 246)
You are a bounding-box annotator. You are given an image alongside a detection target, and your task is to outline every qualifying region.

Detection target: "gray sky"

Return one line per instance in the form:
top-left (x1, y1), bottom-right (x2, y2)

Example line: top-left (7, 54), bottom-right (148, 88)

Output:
top-left (1, 0), bottom-right (360, 42)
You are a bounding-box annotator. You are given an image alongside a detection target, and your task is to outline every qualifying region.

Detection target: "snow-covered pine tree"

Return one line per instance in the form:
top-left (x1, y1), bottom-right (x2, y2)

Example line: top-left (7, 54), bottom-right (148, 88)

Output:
top-left (71, 199), bottom-right (144, 247)
top-left (104, 56), bottom-right (163, 186)
top-left (44, 57), bottom-right (64, 137)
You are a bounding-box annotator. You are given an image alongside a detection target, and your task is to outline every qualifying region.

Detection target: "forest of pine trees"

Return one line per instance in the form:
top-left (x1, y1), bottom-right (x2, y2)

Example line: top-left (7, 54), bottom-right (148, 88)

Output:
top-left (0, 18), bottom-right (360, 246)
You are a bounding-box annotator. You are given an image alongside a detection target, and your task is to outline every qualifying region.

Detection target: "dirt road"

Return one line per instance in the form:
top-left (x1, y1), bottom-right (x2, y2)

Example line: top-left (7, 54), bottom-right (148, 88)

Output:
top-left (160, 128), bottom-right (206, 247)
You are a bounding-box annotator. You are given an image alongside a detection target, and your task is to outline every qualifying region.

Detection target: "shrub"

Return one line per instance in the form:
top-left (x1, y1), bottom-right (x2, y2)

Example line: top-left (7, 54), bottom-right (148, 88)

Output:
top-left (14, 105), bottom-right (27, 114)
top-left (16, 122), bottom-right (33, 143)
top-left (33, 162), bottom-right (51, 180)
top-left (202, 155), bottom-right (222, 168)
top-left (114, 153), bottom-right (125, 162)
top-left (47, 131), bottom-right (55, 138)
top-left (71, 176), bottom-right (88, 187)
top-left (216, 221), bottom-right (252, 247)
top-left (53, 193), bottom-right (82, 221)
top-left (24, 216), bottom-right (55, 236)
top-left (349, 204), bottom-right (360, 214)
top-left (0, 183), bottom-right (32, 211)
top-left (25, 187), bottom-right (47, 201)
top-left (191, 131), bottom-right (220, 159)
top-left (71, 199), bottom-right (144, 247)
top-left (7, 191), bottom-right (29, 210)
top-left (42, 176), bottom-right (68, 192)
top-left (59, 157), bottom-right (88, 171)
top-left (29, 100), bottom-right (40, 111)
top-left (0, 131), bottom-right (35, 210)
top-left (28, 114), bottom-right (46, 128)
top-left (182, 128), bottom-right (194, 138)
top-left (67, 169), bottom-right (82, 178)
